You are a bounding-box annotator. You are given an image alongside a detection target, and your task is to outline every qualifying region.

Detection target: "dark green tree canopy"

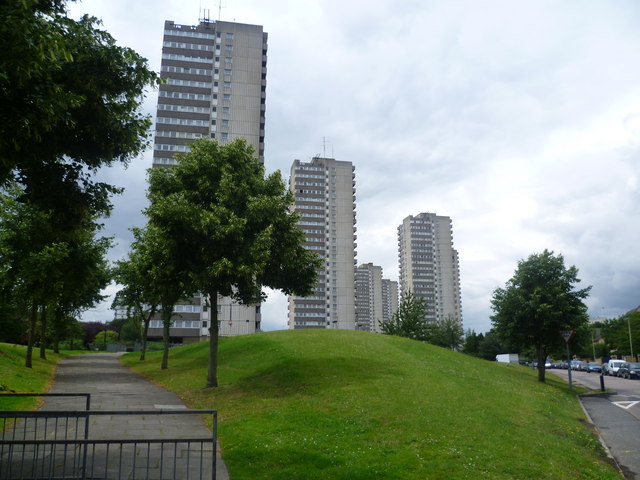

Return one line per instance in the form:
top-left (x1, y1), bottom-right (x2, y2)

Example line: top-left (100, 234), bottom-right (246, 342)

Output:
top-left (1, 0), bottom-right (158, 181)
top-left (491, 249), bottom-right (591, 381)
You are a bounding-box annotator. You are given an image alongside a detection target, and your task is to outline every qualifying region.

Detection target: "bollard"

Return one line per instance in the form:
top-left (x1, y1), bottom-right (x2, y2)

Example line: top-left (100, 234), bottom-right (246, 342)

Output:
top-left (600, 373), bottom-right (605, 392)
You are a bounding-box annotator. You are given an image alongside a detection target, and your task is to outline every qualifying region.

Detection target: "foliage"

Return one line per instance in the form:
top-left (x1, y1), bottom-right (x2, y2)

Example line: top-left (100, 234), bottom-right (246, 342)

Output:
top-left (599, 312), bottom-right (640, 360)
top-left (491, 250), bottom-right (591, 382)
top-left (93, 330), bottom-right (120, 350)
top-left (123, 330), bottom-right (620, 480)
top-left (144, 138), bottom-right (320, 386)
top-left (430, 314), bottom-right (464, 350)
top-left (111, 251), bottom-right (161, 359)
top-left (381, 291), bottom-right (433, 341)
top-left (462, 329), bottom-right (483, 356)
top-left (0, 0), bottom-right (155, 365)
top-left (0, 0), bottom-right (159, 183)
top-left (477, 332), bottom-right (505, 361)
top-left (126, 225), bottom-right (188, 369)
top-left (0, 183), bottom-right (111, 364)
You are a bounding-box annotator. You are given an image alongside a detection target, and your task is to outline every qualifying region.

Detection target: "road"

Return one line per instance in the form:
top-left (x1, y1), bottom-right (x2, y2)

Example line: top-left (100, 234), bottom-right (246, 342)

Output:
top-left (550, 368), bottom-right (640, 479)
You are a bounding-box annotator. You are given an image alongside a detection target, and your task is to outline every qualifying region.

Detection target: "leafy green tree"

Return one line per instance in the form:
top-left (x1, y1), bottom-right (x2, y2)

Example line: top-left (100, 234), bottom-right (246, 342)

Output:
top-left (477, 333), bottom-right (504, 361)
top-left (145, 139), bottom-right (320, 386)
top-left (462, 330), bottom-right (483, 356)
top-left (430, 314), bottom-right (464, 350)
top-left (491, 250), bottom-right (591, 382)
top-left (601, 312), bottom-right (640, 360)
top-left (112, 248), bottom-right (161, 360)
top-left (126, 225), bottom-right (189, 369)
top-left (1, 0), bottom-right (158, 183)
top-left (381, 291), bottom-right (433, 341)
top-left (0, 182), bottom-right (111, 365)
top-left (94, 330), bottom-right (120, 350)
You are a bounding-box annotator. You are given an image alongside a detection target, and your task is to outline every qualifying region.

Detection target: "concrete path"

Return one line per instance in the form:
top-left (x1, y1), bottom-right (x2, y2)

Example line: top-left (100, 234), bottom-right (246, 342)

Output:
top-left (40, 353), bottom-right (229, 479)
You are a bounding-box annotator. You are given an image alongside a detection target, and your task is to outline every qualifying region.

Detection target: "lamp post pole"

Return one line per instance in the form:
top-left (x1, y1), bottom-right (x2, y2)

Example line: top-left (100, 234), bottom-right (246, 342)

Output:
top-left (628, 316), bottom-right (634, 361)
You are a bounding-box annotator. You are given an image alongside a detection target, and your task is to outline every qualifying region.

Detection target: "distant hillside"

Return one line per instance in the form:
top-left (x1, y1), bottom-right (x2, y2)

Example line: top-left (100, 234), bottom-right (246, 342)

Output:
top-left (123, 330), bottom-right (619, 480)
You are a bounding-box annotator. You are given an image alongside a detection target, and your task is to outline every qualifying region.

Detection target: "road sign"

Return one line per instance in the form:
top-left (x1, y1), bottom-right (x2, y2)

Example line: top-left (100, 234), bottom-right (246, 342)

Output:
top-left (560, 329), bottom-right (575, 344)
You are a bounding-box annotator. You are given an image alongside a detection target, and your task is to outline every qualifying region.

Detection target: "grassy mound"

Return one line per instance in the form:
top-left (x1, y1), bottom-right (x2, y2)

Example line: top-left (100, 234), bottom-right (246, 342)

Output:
top-left (123, 330), bottom-right (619, 480)
top-left (0, 343), bottom-right (68, 410)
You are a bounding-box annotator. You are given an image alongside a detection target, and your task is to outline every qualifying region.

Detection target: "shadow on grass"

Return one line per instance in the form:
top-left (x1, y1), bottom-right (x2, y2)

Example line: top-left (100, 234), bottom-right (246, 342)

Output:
top-left (231, 356), bottom-right (401, 398)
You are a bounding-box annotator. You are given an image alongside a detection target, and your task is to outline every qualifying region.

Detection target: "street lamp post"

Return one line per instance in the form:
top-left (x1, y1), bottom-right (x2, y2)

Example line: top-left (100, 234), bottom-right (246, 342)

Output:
top-left (628, 316), bottom-right (634, 361)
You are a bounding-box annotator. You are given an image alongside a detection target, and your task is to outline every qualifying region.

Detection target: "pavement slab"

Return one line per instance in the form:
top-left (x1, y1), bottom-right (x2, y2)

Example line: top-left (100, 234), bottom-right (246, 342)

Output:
top-left (27, 352), bottom-right (229, 480)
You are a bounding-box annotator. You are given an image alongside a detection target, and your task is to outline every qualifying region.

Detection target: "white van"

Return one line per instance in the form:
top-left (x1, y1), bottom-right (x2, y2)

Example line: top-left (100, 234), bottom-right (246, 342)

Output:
top-left (606, 359), bottom-right (625, 376)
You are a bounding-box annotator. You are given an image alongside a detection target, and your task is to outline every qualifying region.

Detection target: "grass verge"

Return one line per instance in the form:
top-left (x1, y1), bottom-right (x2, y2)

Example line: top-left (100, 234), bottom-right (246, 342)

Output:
top-left (0, 343), bottom-right (73, 410)
top-left (123, 330), bottom-right (620, 480)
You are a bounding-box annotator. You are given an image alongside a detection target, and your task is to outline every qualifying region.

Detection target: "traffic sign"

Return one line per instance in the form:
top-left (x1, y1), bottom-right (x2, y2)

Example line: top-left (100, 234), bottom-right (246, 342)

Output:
top-left (560, 329), bottom-right (575, 344)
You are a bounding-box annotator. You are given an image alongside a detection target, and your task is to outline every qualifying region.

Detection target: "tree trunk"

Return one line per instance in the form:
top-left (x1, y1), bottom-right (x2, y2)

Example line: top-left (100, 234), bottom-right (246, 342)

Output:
top-left (161, 306), bottom-right (172, 370)
top-left (52, 307), bottom-right (62, 354)
top-left (537, 346), bottom-right (546, 383)
top-left (25, 304), bottom-right (37, 368)
top-left (39, 305), bottom-right (47, 360)
top-left (140, 312), bottom-right (150, 361)
top-left (207, 291), bottom-right (219, 388)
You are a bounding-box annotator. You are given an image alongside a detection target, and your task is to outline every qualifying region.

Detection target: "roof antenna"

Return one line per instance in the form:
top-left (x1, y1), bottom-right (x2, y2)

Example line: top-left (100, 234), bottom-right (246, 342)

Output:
top-left (322, 136), bottom-right (327, 158)
top-left (218, 0), bottom-right (226, 20)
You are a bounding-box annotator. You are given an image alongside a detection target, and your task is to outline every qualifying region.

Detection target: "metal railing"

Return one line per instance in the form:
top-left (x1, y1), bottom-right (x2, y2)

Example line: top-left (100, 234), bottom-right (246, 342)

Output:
top-left (0, 395), bottom-right (217, 480)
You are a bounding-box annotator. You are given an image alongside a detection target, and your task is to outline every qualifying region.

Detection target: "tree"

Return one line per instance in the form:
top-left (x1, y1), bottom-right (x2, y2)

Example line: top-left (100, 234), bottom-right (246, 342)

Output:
top-left (381, 291), bottom-right (433, 341)
top-left (1, 0), bottom-right (158, 183)
top-left (477, 333), bottom-right (504, 361)
top-left (0, 182), bottom-right (111, 365)
top-left (430, 314), bottom-right (464, 350)
top-left (462, 330), bottom-right (483, 356)
top-left (491, 250), bottom-right (591, 382)
top-left (112, 246), bottom-right (162, 360)
top-left (125, 225), bottom-right (189, 369)
top-left (145, 138), bottom-right (321, 386)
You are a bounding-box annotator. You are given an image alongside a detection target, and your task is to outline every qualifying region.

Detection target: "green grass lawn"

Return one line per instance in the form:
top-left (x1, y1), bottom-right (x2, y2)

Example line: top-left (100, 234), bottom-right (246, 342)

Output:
top-left (0, 343), bottom-right (77, 410)
top-left (122, 330), bottom-right (620, 480)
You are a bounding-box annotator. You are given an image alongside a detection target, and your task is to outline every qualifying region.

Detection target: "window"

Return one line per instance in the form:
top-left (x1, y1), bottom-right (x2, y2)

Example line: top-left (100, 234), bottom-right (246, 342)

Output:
top-left (224, 69), bottom-right (232, 75)
top-left (223, 81), bottom-right (231, 88)
top-left (221, 132), bottom-right (229, 140)
top-left (221, 119), bottom-right (229, 127)
top-left (225, 44), bottom-right (233, 51)
top-left (223, 94), bottom-right (231, 100)
top-left (225, 57), bottom-right (232, 63)
top-left (222, 106), bottom-right (230, 113)
top-left (226, 32), bottom-right (234, 39)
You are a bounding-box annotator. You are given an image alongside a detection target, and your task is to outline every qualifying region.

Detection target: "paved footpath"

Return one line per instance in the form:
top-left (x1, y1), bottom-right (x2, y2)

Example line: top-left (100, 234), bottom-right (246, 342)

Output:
top-left (41, 353), bottom-right (229, 479)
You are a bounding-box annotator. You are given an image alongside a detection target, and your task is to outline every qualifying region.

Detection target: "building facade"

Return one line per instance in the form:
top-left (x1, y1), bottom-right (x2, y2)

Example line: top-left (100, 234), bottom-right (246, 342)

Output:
top-left (398, 213), bottom-right (462, 325)
top-left (381, 278), bottom-right (399, 325)
top-left (288, 157), bottom-right (357, 330)
top-left (148, 18), bottom-right (268, 341)
top-left (355, 263), bottom-right (383, 332)
top-left (154, 19), bottom-right (267, 165)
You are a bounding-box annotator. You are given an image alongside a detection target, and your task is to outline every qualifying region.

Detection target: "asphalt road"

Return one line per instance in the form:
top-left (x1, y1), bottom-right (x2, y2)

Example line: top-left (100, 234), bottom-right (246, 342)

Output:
top-left (550, 368), bottom-right (640, 479)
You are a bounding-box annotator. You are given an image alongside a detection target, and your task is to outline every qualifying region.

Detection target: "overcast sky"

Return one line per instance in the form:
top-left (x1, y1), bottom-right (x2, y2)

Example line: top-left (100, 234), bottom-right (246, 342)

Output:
top-left (68, 0), bottom-right (640, 334)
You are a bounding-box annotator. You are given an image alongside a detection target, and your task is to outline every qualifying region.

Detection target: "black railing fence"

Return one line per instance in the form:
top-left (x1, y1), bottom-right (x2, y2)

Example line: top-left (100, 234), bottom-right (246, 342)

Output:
top-left (0, 394), bottom-right (216, 480)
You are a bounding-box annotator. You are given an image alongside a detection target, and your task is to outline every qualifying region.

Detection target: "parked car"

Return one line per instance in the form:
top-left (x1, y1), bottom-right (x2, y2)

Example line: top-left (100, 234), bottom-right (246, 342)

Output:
top-left (606, 359), bottom-right (625, 376)
top-left (617, 362), bottom-right (640, 379)
top-left (586, 362), bottom-right (602, 373)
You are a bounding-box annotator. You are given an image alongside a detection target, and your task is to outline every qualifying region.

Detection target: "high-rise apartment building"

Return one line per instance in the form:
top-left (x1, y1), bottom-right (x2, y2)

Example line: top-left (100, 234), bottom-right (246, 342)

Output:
top-left (398, 213), bottom-right (462, 325)
top-left (381, 278), bottom-right (399, 325)
top-left (147, 18), bottom-right (268, 342)
top-left (355, 263), bottom-right (383, 332)
top-left (153, 19), bottom-right (267, 166)
top-left (288, 157), bottom-right (357, 330)
top-left (355, 265), bottom-right (399, 332)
